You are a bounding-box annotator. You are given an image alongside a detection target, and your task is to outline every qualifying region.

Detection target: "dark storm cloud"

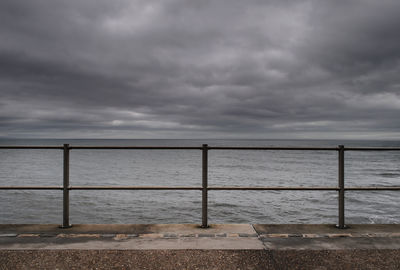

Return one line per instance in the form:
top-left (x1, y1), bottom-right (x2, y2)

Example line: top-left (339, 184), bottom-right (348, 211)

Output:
top-left (0, 0), bottom-right (400, 138)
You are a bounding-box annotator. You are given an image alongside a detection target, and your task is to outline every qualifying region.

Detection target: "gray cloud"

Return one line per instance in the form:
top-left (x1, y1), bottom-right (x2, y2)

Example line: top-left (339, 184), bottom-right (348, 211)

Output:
top-left (0, 0), bottom-right (399, 139)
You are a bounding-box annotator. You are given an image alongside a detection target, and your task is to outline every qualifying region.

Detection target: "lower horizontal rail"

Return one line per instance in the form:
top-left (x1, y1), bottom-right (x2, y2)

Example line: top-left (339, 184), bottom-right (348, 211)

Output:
top-left (0, 186), bottom-right (62, 190)
top-left (0, 146), bottom-right (63, 149)
top-left (70, 186), bottom-right (203, 190)
top-left (346, 187), bottom-right (400, 191)
top-left (208, 186), bottom-right (339, 190)
top-left (1, 186), bottom-right (400, 191)
top-left (345, 147), bottom-right (400, 151)
top-left (209, 147), bottom-right (338, 151)
top-left (70, 146), bottom-right (203, 150)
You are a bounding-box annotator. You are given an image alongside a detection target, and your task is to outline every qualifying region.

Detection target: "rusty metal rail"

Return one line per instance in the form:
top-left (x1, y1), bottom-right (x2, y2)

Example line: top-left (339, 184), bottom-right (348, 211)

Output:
top-left (1, 144), bottom-right (400, 229)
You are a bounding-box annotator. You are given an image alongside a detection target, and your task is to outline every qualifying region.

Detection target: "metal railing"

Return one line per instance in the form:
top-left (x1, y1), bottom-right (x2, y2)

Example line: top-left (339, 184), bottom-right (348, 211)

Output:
top-left (1, 144), bottom-right (400, 229)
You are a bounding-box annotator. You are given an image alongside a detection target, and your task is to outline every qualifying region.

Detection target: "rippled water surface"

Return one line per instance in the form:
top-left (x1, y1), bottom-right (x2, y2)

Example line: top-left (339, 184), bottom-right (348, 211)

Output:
top-left (1, 139), bottom-right (399, 224)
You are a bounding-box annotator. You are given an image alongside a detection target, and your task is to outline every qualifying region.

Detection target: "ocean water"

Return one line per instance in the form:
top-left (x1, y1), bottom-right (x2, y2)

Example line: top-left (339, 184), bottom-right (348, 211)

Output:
top-left (0, 139), bottom-right (399, 225)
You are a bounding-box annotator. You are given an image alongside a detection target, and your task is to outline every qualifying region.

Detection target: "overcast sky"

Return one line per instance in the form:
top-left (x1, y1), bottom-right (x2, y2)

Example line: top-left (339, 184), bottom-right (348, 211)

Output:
top-left (1, 0), bottom-right (400, 139)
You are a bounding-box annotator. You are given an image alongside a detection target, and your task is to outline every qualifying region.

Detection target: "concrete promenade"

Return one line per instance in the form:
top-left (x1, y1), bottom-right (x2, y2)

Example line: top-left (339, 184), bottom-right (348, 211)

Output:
top-left (1, 224), bottom-right (400, 269)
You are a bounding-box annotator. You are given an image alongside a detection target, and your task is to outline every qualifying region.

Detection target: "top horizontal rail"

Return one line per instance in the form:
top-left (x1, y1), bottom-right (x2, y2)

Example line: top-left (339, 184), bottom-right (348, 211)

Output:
top-left (208, 147), bottom-right (338, 150)
top-left (0, 146), bottom-right (63, 149)
top-left (72, 146), bottom-right (340, 150)
top-left (0, 145), bottom-right (399, 151)
top-left (0, 146), bottom-right (203, 150)
top-left (344, 147), bottom-right (400, 151)
top-left (70, 146), bottom-right (203, 150)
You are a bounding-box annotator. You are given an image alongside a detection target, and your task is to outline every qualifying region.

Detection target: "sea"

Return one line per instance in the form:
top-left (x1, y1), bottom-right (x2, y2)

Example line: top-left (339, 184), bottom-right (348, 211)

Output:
top-left (0, 139), bottom-right (399, 225)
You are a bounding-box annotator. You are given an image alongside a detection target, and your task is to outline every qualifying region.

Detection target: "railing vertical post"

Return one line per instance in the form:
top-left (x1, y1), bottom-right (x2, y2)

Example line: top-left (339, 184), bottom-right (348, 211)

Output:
top-left (61, 144), bottom-right (71, 228)
top-left (201, 144), bottom-right (209, 228)
top-left (337, 145), bottom-right (346, 229)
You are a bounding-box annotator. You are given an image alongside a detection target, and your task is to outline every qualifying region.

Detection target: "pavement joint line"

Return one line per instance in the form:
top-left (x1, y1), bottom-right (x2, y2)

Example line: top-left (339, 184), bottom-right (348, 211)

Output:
top-left (17, 234), bottom-right (40, 238)
top-left (0, 234), bottom-right (17, 237)
top-left (37, 234), bottom-right (56, 238)
top-left (257, 233), bottom-right (400, 238)
top-left (1, 233), bottom-right (268, 239)
top-left (138, 233), bottom-right (164, 238)
top-left (56, 233), bottom-right (101, 238)
top-left (113, 234), bottom-right (128, 240)
top-left (100, 234), bottom-right (115, 238)
top-left (288, 234), bottom-right (303, 237)
top-left (1, 232), bottom-right (400, 239)
top-left (163, 233), bottom-right (178, 238)
top-left (198, 234), bottom-right (215, 237)
top-left (178, 234), bottom-right (196, 237)
top-left (251, 224), bottom-right (259, 237)
top-left (326, 233), bottom-right (352, 238)
top-left (239, 233), bottom-right (257, 237)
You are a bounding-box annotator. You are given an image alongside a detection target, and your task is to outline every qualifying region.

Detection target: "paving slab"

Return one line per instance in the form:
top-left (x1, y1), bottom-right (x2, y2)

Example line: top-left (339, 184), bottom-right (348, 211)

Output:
top-left (0, 237), bottom-right (265, 250)
top-left (0, 223), bottom-right (256, 235)
top-left (254, 223), bottom-right (400, 235)
top-left (262, 237), bottom-right (400, 250)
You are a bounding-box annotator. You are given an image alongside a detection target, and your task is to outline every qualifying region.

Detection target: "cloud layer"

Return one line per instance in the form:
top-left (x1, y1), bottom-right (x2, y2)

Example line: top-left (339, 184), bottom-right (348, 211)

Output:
top-left (1, 0), bottom-right (400, 139)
